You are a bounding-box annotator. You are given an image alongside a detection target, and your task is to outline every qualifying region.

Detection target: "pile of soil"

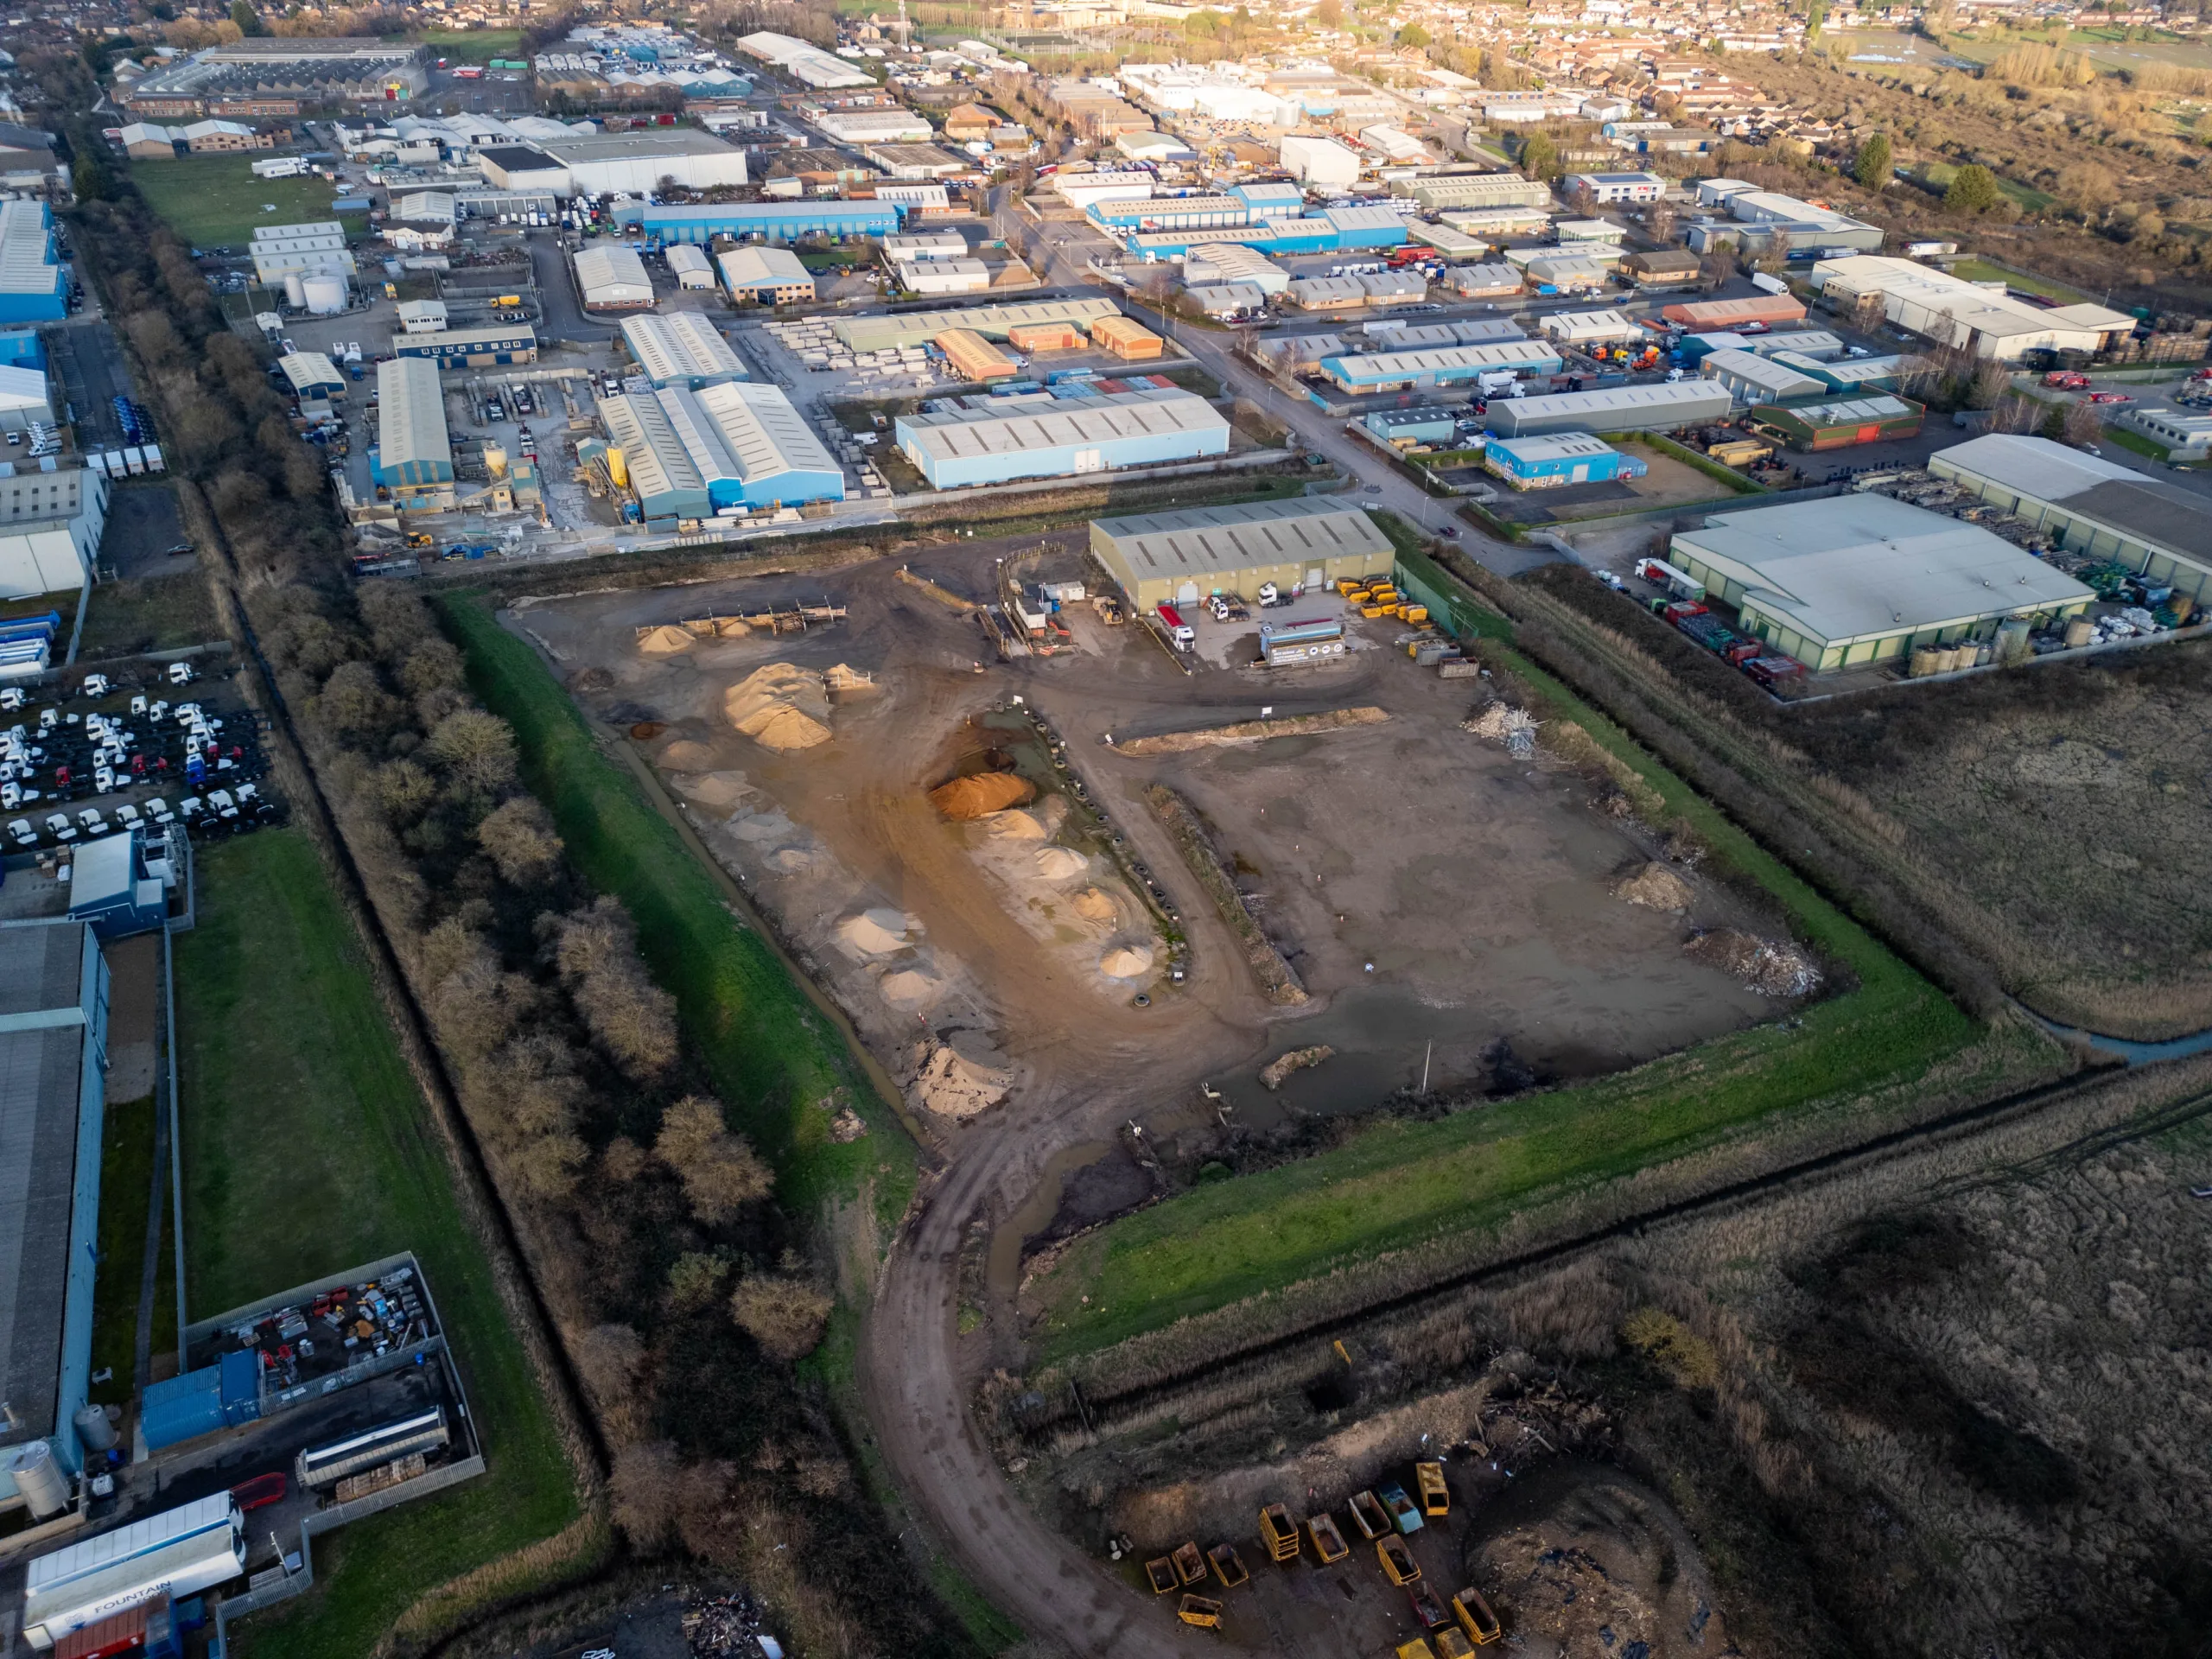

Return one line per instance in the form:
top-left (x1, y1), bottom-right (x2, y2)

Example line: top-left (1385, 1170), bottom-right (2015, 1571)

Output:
top-left (1259, 1044), bottom-right (1334, 1090)
top-left (1684, 928), bottom-right (1822, 997)
top-left (675, 771), bottom-right (752, 809)
top-left (1115, 706), bottom-right (1389, 756)
top-left (909, 1034), bottom-right (1014, 1119)
top-left (1612, 862), bottom-right (1694, 912)
top-left (931, 772), bottom-right (1035, 820)
top-left (638, 625), bottom-right (696, 655)
top-left (1071, 887), bottom-right (1117, 923)
top-left (658, 738), bottom-right (718, 771)
top-left (1099, 944), bottom-right (1155, 980)
top-left (985, 808), bottom-right (1049, 841)
top-left (1034, 847), bottom-right (1089, 881)
top-left (837, 908), bottom-right (919, 957)
top-left (724, 664), bottom-right (833, 753)
top-left (878, 966), bottom-right (946, 1012)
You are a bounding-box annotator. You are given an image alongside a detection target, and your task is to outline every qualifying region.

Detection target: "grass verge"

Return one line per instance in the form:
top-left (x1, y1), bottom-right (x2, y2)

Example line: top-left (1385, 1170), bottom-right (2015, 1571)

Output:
top-left (175, 830), bottom-right (581, 1659)
top-left (2102, 425), bottom-right (2171, 462)
top-left (1948, 255), bottom-right (2090, 302)
top-left (1026, 535), bottom-right (1988, 1365)
top-left (129, 156), bottom-right (355, 251)
top-left (434, 594), bottom-right (917, 1230)
top-left (414, 26), bottom-right (524, 60)
top-left (87, 1094), bottom-right (168, 1408)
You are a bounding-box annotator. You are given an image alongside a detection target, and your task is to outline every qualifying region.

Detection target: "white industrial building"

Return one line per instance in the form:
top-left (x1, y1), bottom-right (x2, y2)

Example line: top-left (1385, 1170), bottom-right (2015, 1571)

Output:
top-left (1808, 256), bottom-right (2136, 360)
top-left (813, 109), bottom-right (934, 144)
top-left (1565, 170), bottom-right (1665, 203)
top-left (895, 388), bottom-right (1231, 490)
top-left (1118, 63), bottom-right (1282, 123)
top-left (1484, 378), bottom-right (1733, 437)
top-left (1701, 347), bottom-right (1826, 405)
top-left (0, 363), bottom-right (52, 431)
top-left (885, 232), bottom-right (968, 264)
top-left (899, 259), bottom-right (991, 296)
top-left (1281, 135), bottom-right (1361, 188)
top-left (1410, 174), bottom-right (1554, 213)
top-left (250, 221), bottom-right (355, 283)
top-left (575, 244), bottom-right (655, 310)
top-left (1187, 283), bottom-right (1271, 318)
top-left (1541, 308), bottom-right (1640, 346)
top-left (620, 313), bottom-right (747, 390)
top-left (716, 246), bottom-right (817, 306)
top-left (534, 130), bottom-right (747, 194)
top-left (0, 463), bottom-right (106, 596)
top-left (1359, 124), bottom-right (1433, 164)
top-left (1183, 243), bottom-right (1288, 296)
top-left (1051, 170), bottom-right (1154, 212)
top-left (736, 30), bottom-right (874, 88)
top-left (665, 245), bottom-right (715, 290)
top-left (397, 299), bottom-right (448, 334)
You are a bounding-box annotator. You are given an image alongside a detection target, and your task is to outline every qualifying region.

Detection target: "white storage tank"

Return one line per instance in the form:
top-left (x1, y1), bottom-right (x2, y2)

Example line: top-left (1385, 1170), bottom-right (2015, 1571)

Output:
top-left (302, 275), bottom-right (347, 315)
top-left (283, 272), bottom-right (308, 308)
top-left (7, 1440), bottom-right (69, 1521)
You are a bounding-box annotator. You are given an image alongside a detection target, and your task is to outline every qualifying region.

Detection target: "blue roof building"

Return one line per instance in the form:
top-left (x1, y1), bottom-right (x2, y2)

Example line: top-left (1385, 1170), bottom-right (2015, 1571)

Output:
top-left (1120, 207), bottom-right (1409, 261)
top-left (0, 200), bottom-right (67, 325)
top-left (1229, 181), bottom-right (1305, 221)
top-left (1485, 432), bottom-right (1645, 488)
top-left (626, 201), bottom-right (899, 245)
top-left (1086, 194), bottom-right (1250, 232)
top-left (67, 825), bottom-right (181, 940)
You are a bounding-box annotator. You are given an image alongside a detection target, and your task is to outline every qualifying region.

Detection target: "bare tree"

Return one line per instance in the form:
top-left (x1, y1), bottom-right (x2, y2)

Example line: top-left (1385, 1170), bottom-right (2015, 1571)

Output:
top-left (425, 709), bottom-right (519, 794)
top-left (656, 1096), bottom-right (774, 1223)
top-left (609, 1440), bottom-right (684, 1550)
top-left (729, 1271), bottom-right (835, 1360)
top-left (2063, 399), bottom-right (2105, 448)
top-left (476, 795), bottom-right (565, 886)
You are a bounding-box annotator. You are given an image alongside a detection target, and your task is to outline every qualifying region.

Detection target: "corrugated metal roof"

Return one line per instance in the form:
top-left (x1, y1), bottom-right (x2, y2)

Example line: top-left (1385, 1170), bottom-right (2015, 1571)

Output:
top-left (1491, 432), bottom-right (1616, 462)
top-left (715, 245), bottom-right (811, 289)
top-left (601, 391), bottom-right (700, 501)
top-left (1503, 379), bottom-right (1727, 416)
top-left (901, 387), bottom-right (1224, 463)
top-left (1701, 347), bottom-right (1823, 398)
top-left (375, 356), bottom-right (449, 474)
top-left (693, 380), bottom-right (838, 486)
top-left (574, 243), bottom-right (652, 300)
top-left (1759, 394), bottom-right (1916, 428)
top-left (835, 296), bottom-right (1120, 355)
top-left (1677, 494), bottom-right (2094, 645)
top-left (1096, 496), bottom-right (1390, 577)
top-left (620, 313), bottom-right (743, 385)
top-left (1329, 341), bottom-right (1563, 378)
top-left (0, 199), bottom-right (55, 297)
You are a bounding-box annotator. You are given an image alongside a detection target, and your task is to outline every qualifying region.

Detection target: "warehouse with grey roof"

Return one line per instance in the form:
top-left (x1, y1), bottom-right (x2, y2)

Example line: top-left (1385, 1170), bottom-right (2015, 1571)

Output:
top-left (1090, 496), bottom-right (1394, 610)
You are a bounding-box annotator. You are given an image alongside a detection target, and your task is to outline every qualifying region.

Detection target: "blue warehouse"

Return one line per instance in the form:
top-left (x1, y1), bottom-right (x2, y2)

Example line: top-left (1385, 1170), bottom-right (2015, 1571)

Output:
top-left (601, 380), bottom-right (842, 524)
top-left (0, 200), bottom-right (67, 323)
top-left (626, 202), bottom-right (900, 245)
top-left (895, 387), bottom-right (1230, 490)
top-left (1112, 204), bottom-right (1409, 260)
top-left (1485, 432), bottom-right (1646, 489)
top-left (1229, 181), bottom-right (1305, 221)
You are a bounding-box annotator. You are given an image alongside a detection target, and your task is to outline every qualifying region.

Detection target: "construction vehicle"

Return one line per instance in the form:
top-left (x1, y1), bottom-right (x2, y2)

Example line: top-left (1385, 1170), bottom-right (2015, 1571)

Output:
top-left (1380, 1484), bottom-right (1424, 1534)
top-left (1145, 1557), bottom-right (1179, 1594)
top-left (1452, 1588), bottom-right (1503, 1646)
top-left (1091, 594), bottom-right (1125, 624)
top-left (1308, 1512), bottom-right (1351, 1563)
top-left (1409, 1582), bottom-right (1452, 1629)
top-left (1259, 1504), bottom-right (1301, 1562)
top-left (1207, 1544), bottom-right (1250, 1589)
top-left (1377, 1535), bottom-right (1421, 1586)
top-left (1396, 1643), bottom-right (1439, 1659)
top-left (1172, 1541), bottom-right (1207, 1585)
top-left (1177, 1595), bottom-right (1224, 1629)
top-left (1348, 1491), bottom-right (1390, 1541)
top-left (1435, 1630), bottom-right (1478, 1659)
top-left (1414, 1462), bottom-right (1449, 1517)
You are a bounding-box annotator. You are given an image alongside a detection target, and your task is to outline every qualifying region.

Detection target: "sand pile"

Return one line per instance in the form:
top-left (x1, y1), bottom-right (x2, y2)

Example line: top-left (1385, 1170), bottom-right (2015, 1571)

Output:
top-left (724, 664), bottom-right (833, 753)
top-left (1100, 944), bottom-right (1155, 980)
top-left (766, 848), bottom-right (812, 874)
top-left (1071, 888), bottom-right (1117, 923)
top-left (676, 770), bottom-right (751, 809)
top-left (1686, 928), bottom-right (1823, 997)
top-left (658, 738), bottom-right (718, 771)
top-left (985, 808), bottom-right (1049, 841)
top-left (931, 772), bottom-right (1035, 820)
top-left (1613, 861), bottom-right (1694, 911)
top-left (910, 1035), bottom-right (1015, 1119)
top-left (639, 625), bottom-right (696, 655)
top-left (878, 966), bottom-right (946, 1012)
top-left (1035, 847), bottom-right (1089, 881)
top-left (837, 908), bottom-right (919, 957)
top-left (1260, 1045), bottom-right (1334, 1090)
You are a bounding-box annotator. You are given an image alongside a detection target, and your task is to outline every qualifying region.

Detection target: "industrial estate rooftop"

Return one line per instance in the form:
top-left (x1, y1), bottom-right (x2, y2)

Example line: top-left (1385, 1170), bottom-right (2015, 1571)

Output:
top-left (1090, 496), bottom-right (1392, 581)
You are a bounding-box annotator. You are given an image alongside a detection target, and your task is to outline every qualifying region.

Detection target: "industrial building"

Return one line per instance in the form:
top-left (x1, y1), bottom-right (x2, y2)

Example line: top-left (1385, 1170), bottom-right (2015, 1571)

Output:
top-left (0, 200), bottom-right (64, 324)
top-left (575, 245), bottom-right (654, 311)
top-left (474, 144), bottom-right (569, 194)
top-left (392, 324), bottom-right (537, 368)
top-left (1366, 318), bottom-right (1527, 350)
top-left (1929, 433), bottom-right (2212, 604)
top-left (278, 351), bottom-right (345, 402)
top-left (895, 387), bottom-right (1229, 490)
top-left (0, 362), bottom-right (49, 432)
top-left (833, 297), bottom-right (1122, 356)
top-left (1289, 271), bottom-right (1426, 312)
top-left (1405, 221), bottom-right (1489, 261)
top-left (1319, 340), bottom-right (1564, 392)
top-left (938, 328), bottom-right (1020, 383)
top-left (620, 313), bottom-right (745, 390)
top-left (600, 381), bottom-right (842, 520)
top-left (1565, 170), bottom-right (1665, 203)
top-left (1230, 181), bottom-right (1305, 220)
top-left (1661, 294), bottom-right (1806, 332)
top-left (736, 30), bottom-right (874, 89)
top-left (1747, 394), bottom-right (1924, 451)
top-left (1623, 249), bottom-right (1702, 289)
top-left (1090, 194), bottom-right (1253, 232)
top-left (1281, 134), bottom-right (1360, 188)
top-left (1183, 244), bottom-right (1288, 296)
top-left (899, 259), bottom-right (991, 296)
top-left (2120, 405), bottom-right (2212, 461)
top-left (371, 356), bottom-right (455, 510)
top-left (665, 245), bottom-right (715, 290)
top-left (1187, 283), bottom-right (1270, 319)
top-left (0, 463), bottom-right (109, 597)
top-left (1091, 316), bottom-right (1164, 360)
top-left (1485, 432), bottom-right (1645, 488)
top-left (1409, 174), bottom-right (1554, 213)
top-left (1251, 333), bottom-right (1344, 376)
top-left (1700, 347), bottom-right (1826, 406)
top-left (1052, 170), bottom-right (1154, 212)
top-left (0, 920), bottom-right (109, 1482)
top-left (1684, 183), bottom-right (1882, 255)
top-left (1808, 256), bottom-right (2135, 360)
top-left (1668, 494), bottom-right (2094, 671)
top-left (717, 247), bottom-right (817, 306)
top-left (1446, 263), bottom-right (1525, 300)
top-left (1363, 406), bottom-right (1459, 448)
top-left (1484, 379), bottom-right (1732, 437)
top-left (1116, 206), bottom-right (1412, 261)
top-left (121, 36), bottom-right (428, 113)
top-left (629, 202), bottom-right (899, 246)
top-left (1090, 496), bottom-right (1394, 610)
top-left (813, 109), bottom-right (934, 144)
top-left (248, 220), bottom-right (354, 284)
top-left (1541, 308), bottom-right (1640, 347)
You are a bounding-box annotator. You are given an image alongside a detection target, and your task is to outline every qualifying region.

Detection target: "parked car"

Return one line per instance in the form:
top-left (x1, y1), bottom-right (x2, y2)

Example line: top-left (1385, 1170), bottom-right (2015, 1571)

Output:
top-left (2088, 391), bottom-right (2133, 405)
top-left (232, 1472), bottom-right (289, 1511)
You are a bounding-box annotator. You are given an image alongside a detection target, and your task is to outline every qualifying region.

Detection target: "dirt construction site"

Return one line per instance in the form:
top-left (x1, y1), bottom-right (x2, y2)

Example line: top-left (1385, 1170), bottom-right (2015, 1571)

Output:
top-left (506, 538), bottom-right (1811, 1162)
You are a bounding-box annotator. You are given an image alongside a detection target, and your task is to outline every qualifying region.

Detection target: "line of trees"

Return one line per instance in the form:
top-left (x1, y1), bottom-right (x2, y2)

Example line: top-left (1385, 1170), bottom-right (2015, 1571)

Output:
top-left (29, 41), bottom-right (978, 1659)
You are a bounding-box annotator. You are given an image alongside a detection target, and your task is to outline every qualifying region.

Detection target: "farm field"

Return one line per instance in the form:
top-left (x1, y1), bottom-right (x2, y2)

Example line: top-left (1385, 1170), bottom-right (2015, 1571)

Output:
top-left (130, 155), bottom-right (353, 251)
top-left (174, 830), bottom-right (582, 1659)
top-left (415, 26), bottom-right (524, 61)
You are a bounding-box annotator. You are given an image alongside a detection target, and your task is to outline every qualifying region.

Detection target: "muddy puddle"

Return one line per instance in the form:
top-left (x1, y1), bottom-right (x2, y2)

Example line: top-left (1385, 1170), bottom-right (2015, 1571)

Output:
top-left (988, 1139), bottom-right (1120, 1298)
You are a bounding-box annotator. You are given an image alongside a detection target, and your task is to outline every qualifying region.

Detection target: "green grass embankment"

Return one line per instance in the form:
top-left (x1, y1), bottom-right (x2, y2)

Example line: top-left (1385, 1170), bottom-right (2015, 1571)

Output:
top-left (434, 594), bottom-right (917, 1231)
top-left (130, 156), bottom-right (353, 251)
top-left (1025, 541), bottom-right (1988, 1365)
top-left (175, 830), bottom-right (580, 1659)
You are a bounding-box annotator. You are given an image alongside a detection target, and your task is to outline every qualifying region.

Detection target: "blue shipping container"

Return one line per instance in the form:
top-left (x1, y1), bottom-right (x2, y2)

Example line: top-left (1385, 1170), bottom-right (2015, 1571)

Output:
top-left (142, 1366), bottom-right (223, 1449)
top-left (219, 1349), bottom-right (260, 1427)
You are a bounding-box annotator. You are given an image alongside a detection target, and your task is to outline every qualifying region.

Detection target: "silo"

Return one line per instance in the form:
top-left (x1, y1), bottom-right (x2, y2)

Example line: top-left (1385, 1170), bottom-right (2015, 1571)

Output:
top-left (302, 276), bottom-right (348, 315)
top-left (7, 1440), bottom-right (69, 1520)
top-left (283, 272), bottom-right (308, 308)
top-left (73, 1403), bottom-right (118, 1455)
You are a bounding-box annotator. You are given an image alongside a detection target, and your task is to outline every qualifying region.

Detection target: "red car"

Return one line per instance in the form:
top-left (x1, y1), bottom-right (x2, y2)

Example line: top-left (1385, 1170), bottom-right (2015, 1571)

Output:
top-left (2088, 391), bottom-right (2133, 405)
top-left (231, 1472), bottom-right (289, 1512)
